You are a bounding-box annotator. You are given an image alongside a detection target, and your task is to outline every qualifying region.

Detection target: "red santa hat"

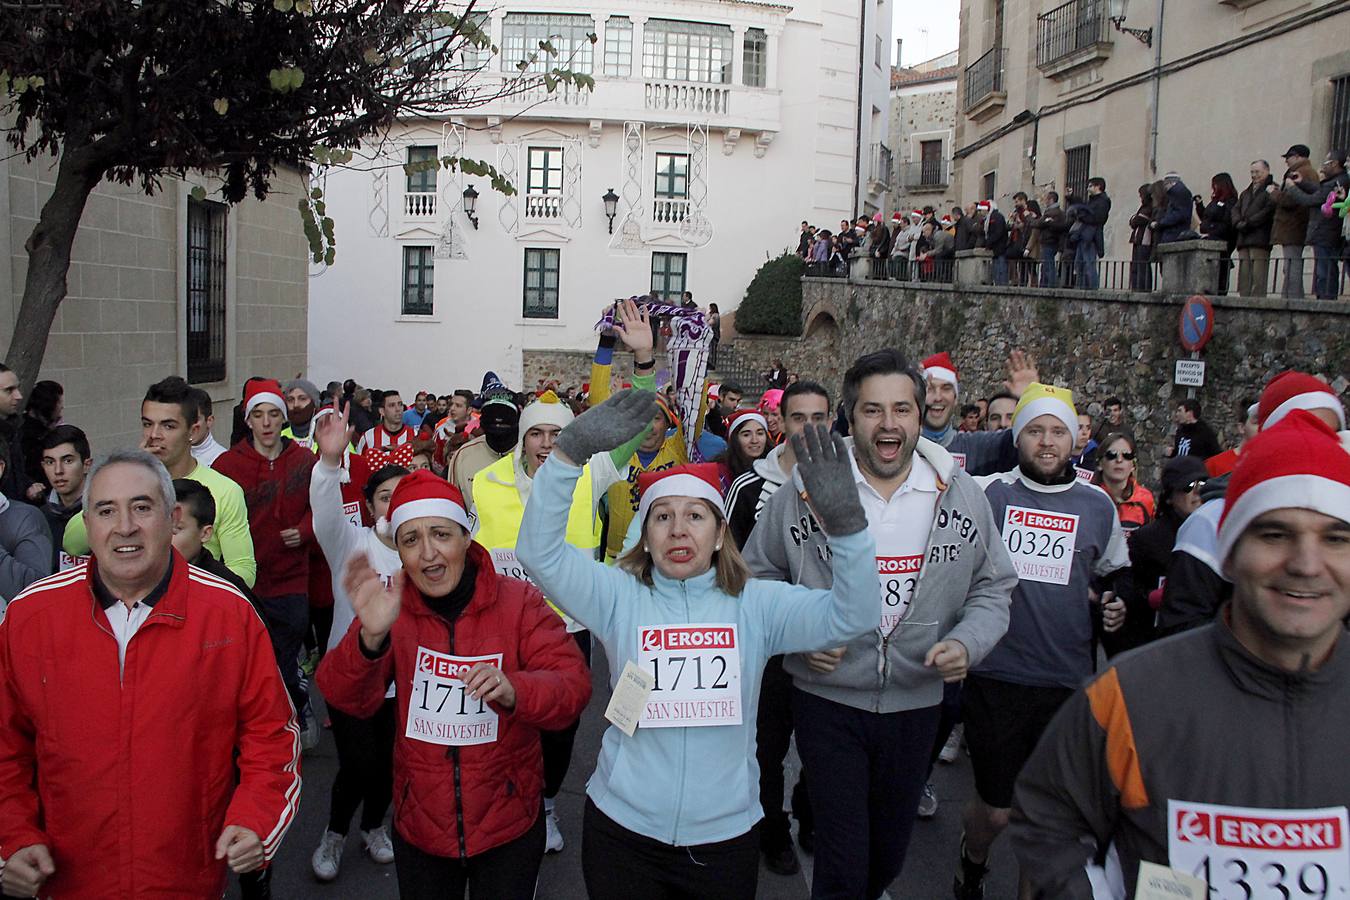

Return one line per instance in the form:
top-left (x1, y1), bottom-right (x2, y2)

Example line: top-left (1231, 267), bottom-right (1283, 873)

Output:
top-left (976, 201), bottom-right (991, 213)
top-left (891, 211), bottom-right (904, 222)
top-left (1257, 371), bottom-right (1346, 431)
top-left (387, 469), bottom-right (473, 535)
top-left (921, 352), bottom-right (959, 392)
top-left (1216, 410), bottom-right (1350, 564)
top-left (244, 378), bottom-right (287, 420)
top-left (911, 209), bottom-right (924, 219)
top-left (636, 463), bottom-right (726, 524)
top-left (707, 383), bottom-right (721, 400)
top-left (727, 410), bottom-right (768, 437)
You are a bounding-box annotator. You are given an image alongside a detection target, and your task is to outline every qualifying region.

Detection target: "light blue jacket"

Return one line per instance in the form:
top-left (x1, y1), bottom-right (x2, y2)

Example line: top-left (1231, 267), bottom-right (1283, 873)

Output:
top-left (517, 456), bottom-right (880, 846)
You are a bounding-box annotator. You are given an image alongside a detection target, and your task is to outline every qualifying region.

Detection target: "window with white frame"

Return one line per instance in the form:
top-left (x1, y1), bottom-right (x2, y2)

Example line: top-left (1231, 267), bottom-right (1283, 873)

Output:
top-left (402, 246), bottom-right (435, 316)
top-left (653, 153), bottom-right (689, 223)
top-left (642, 20), bottom-right (732, 84)
top-left (459, 12), bottom-right (492, 69)
top-left (650, 252), bottom-right (687, 302)
top-left (502, 14), bottom-right (594, 75)
top-left (525, 147), bottom-right (564, 220)
top-left (743, 28), bottom-right (766, 87)
top-left (605, 17), bottom-right (632, 77)
top-left (523, 248), bottom-right (561, 319)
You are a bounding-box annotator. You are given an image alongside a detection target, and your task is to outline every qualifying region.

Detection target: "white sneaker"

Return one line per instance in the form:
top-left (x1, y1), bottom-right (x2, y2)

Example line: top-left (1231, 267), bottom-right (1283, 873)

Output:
top-left (362, 825), bottom-right (395, 864)
top-left (939, 724), bottom-right (964, 764)
top-left (301, 715), bottom-right (321, 752)
top-left (545, 811), bottom-right (565, 853)
top-left (311, 830), bottom-right (344, 881)
top-left (917, 782), bottom-right (939, 819)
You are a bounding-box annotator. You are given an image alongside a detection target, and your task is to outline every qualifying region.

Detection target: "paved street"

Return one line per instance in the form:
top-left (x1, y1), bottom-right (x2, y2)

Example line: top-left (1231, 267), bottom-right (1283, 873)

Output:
top-left (231, 646), bottom-right (1020, 900)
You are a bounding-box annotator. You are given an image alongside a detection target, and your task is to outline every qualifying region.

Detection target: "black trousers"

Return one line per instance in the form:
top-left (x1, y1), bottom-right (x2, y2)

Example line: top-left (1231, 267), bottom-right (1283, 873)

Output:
top-left (582, 798), bottom-right (760, 900)
top-left (793, 688), bottom-right (941, 900)
top-left (924, 680), bottom-right (964, 779)
top-left (392, 814), bottom-right (544, 900)
top-left (541, 631), bottom-right (591, 799)
top-left (258, 593), bottom-right (309, 720)
top-left (328, 699), bottom-right (395, 834)
top-left (755, 654), bottom-right (805, 849)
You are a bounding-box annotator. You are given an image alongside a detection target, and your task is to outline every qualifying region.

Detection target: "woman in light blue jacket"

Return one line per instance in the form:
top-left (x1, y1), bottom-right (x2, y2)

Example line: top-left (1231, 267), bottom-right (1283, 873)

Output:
top-left (517, 390), bottom-right (880, 900)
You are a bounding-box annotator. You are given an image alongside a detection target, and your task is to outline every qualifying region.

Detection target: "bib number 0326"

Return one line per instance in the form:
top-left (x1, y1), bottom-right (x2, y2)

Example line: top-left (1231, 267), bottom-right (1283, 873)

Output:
top-left (637, 624), bottom-right (742, 729)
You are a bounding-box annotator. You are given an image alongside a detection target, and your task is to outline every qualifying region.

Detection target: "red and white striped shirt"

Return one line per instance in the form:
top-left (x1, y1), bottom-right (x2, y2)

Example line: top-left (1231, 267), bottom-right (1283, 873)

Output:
top-left (358, 423), bottom-right (416, 455)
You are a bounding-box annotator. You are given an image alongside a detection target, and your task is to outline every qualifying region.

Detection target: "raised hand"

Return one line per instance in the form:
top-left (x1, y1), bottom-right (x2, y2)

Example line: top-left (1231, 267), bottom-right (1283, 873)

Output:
top-left (790, 425), bottom-right (867, 536)
top-left (315, 401), bottom-right (351, 466)
top-left (1004, 349), bottom-right (1039, 398)
top-left (614, 297), bottom-right (654, 357)
top-left (343, 552), bottom-right (404, 651)
top-left (554, 388), bottom-right (658, 467)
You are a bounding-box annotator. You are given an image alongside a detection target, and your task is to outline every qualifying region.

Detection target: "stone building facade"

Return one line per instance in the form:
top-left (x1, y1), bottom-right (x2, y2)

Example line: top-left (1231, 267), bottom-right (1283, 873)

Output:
top-left (1, 159), bottom-right (310, 451)
top-left (888, 57), bottom-right (959, 218)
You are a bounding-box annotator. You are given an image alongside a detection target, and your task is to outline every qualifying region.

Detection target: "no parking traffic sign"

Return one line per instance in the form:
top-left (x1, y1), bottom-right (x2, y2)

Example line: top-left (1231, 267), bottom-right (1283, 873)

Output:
top-left (1178, 295), bottom-right (1214, 352)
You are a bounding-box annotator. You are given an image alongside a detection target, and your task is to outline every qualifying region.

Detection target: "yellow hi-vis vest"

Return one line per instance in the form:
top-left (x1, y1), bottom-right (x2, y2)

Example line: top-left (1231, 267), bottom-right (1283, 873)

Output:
top-left (472, 453), bottom-right (600, 629)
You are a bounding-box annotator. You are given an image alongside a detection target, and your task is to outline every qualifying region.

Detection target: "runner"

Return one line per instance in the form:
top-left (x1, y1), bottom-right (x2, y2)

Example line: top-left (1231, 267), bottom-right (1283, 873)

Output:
top-left (316, 470), bottom-right (591, 900)
top-left (919, 351), bottom-right (1035, 476)
top-left (956, 382), bottom-right (1129, 899)
top-left (1011, 410), bottom-right (1350, 899)
top-left (516, 389), bottom-right (881, 900)
top-left (743, 349), bottom-right (1016, 899)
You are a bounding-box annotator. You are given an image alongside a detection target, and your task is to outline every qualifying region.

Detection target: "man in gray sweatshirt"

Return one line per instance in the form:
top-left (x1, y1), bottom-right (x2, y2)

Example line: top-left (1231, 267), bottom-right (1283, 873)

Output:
top-left (0, 435), bottom-right (53, 609)
top-left (743, 348), bottom-right (1015, 899)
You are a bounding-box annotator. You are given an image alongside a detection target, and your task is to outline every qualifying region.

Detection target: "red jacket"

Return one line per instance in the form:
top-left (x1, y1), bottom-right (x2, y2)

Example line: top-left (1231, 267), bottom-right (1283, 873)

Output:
top-left (0, 555), bottom-right (302, 898)
top-left (213, 438), bottom-right (317, 597)
top-left (317, 542), bottom-right (590, 859)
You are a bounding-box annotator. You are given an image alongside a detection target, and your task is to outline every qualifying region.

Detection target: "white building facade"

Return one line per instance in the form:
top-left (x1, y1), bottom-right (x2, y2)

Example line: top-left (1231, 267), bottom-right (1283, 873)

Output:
top-left (309, 0), bottom-right (892, 392)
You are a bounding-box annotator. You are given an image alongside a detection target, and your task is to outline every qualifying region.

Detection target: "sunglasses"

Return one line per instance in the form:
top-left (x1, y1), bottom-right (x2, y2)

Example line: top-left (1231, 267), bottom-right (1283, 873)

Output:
top-left (1103, 450), bottom-right (1136, 461)
top-left (1185, 480), bottom-right (1207, 493)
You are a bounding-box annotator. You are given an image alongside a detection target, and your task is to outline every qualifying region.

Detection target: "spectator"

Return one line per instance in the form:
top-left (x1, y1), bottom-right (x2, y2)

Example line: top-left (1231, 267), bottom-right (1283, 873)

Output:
top-left (1092, 396), bottom-right (1133, 447)
top-left (1152, 171), bottom-right (1194, 245)
top-left (983, 201), bottom-right (1010, 285)
top-left (1074, 178), bottom-right (1111, 290)
top-left (1195, 172), bottom-right (1239, 293)
top-left (1012, 195), bottom-right (1040, 286)
top-left (1125, 455), bottom-right (1209, 649)
top-left (1070, 413), bottom-right (1099, 472)
top-left (1127, 184), bottom-right (1156, 292)
top-left (1034, 191), bottom-right (1066, 288)
top-left (959, 404), bottom-right (982, 432)
top-left (1269, 143), bottom-right (1318, 298)
top-left (869, 213), bottom-right (893, 279)
top-left (18, 380), bottom-right (63, 495)
top-left (1233, 160), bottom-right (1276, 297)
top-left (1168, 398), bottom-right (1222, 459)
top-left (985, 391), bottom-right (1016, 431)
top-left (0, 365), bottom-right (39, 504)
top-left (707, 302), bottom-right (721, 369)
top-left (1284, 150), bottom-right (1349, 299)
top-left (764, 359), bottom-right (788, 390)
top-left (0, 434), bottom-right (52, 607)
top-left (952, 205), bottom-right (978, 252)
top-left (796, 221), bottom-right (814, 259)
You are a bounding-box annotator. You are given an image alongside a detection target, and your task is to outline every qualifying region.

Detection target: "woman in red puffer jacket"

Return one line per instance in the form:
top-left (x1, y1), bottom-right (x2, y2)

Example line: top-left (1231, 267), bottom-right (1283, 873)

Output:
top-left (317, 470), bottom-right (591, 899)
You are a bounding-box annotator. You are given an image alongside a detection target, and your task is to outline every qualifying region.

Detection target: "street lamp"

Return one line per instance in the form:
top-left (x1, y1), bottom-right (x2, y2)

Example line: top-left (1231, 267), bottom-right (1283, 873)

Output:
top-left (462, 185), bottom-right (479, 229)
top-left (1108, 0), bottom-right (1153, 47)
top-left (602, 188), bottom-right (619, 234)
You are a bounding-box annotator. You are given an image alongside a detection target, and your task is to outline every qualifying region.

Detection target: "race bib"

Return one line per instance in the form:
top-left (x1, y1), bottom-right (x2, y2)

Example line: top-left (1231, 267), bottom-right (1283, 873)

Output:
top-left (490, 548), bottom-right (534, 585)
top-left (1001, 506), bottom-right (1078, 585)
top-left (1168, 800), bottom-right (1350, 900)
top-left (951, 452), bottom-right (967, 471)
top-left (638, 624), bottom-right (742, 728)
top-left (405, 647), bottom-right (503, 746)
top-left (342, 500), bottom-right (362, 529)
top-left (878, 555), bottom-right (923, 633)
top-left (58, 552), bottom-right (88, 572)
top-left (1074, 466), bottom-right (1095, 483)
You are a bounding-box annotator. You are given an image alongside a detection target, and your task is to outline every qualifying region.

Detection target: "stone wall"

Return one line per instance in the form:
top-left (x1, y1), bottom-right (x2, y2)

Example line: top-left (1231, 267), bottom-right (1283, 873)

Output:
top-left (888, 81), bottom-right (957, 216)
top-left (522, 349), bottom-right (632, 396)
top-left (774, 278), bottom-right (1350, 480)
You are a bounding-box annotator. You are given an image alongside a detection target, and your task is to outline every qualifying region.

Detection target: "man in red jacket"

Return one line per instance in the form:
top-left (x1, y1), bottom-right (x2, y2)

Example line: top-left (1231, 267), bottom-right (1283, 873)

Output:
top-left (0, 448), bottom-right (300, 898)
top-left (214, 378), bottom-right (319, 744)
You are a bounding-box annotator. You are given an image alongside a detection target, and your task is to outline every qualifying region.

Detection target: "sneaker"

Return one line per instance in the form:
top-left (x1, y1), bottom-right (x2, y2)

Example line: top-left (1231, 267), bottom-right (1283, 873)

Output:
top-left (952, 835), bottom-right (988, 900)
top-left (762, 843), bottom-right (801, 876)
top-left (917, 781), bottom-right (939, 819)
top-left (301, 714), bottom-right (321, 752)
top-left (310, 830), bottom-right (344, 882)
top-left (362, 825), bottom-right (395, 864)
top-left (544, 810), bottom-right (565, 853)
top-left (939, 725), bottom-right (964, 764)
top-left (300, 647), bottom-right (319, 677)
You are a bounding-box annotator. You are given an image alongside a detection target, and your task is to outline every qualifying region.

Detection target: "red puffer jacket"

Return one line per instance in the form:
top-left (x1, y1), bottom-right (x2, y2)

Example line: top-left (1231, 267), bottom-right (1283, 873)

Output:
top-left (212, 438), bottom-right (316, 597)
top-left (0, 555), bottom-right (302, 898)
top-left (317, 541), bottom-right (591, 858)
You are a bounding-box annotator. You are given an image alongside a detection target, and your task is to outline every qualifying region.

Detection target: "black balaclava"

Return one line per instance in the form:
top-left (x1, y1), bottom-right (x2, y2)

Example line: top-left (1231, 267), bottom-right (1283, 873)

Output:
top-left (480, 400), bottom-right (520, 455)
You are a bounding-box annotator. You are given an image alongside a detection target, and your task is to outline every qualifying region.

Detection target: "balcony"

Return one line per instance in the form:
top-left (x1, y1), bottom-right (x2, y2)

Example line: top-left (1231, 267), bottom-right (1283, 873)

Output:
top-left (523, 192), bottom-right (563, 222)
top-left (1036, 0), bottom-right (1113, 79)
top-left (868, 142), bottom-right (894, 194)
top-left (899, 159), bottom-right (951, 191)
top-left (963, 48), bottom-right (1006, 121)
top-left (404, 191), bottom-right (437, 218)
top-left (652, 197), bottom-right (689, 224)
top-left (644, 81), bottom-right (731, 116)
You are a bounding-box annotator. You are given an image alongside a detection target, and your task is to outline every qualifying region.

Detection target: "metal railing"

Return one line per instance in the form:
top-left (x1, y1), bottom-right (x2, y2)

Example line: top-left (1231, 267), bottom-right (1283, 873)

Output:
top-left (963, 47), bottom-right (1004, 110)
top-left (404, 191), bottom-right (437, 218)
top-left (1037, 0), bottom-right (1112, 69)
top-left (868, 142), bottom-right (894, 191)
top-left (899, 159), bottom-right (951, 189)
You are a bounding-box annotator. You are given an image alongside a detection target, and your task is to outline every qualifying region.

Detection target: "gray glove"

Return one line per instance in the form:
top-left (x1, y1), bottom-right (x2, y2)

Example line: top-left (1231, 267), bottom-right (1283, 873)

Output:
top-left (791, 425), bottom-right (867, 536)
top-left (555, 388), bottom-right (658, 465)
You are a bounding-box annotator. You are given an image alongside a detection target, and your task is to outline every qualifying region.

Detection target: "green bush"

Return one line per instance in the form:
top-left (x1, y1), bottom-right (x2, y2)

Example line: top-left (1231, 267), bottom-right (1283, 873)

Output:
top-left (734, 253), bottom-right (804, 336)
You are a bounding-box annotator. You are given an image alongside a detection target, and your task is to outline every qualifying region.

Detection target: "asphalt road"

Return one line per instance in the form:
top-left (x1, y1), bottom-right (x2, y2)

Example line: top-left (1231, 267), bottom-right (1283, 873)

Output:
top-left (230, 646), bottom-right (1020, 899)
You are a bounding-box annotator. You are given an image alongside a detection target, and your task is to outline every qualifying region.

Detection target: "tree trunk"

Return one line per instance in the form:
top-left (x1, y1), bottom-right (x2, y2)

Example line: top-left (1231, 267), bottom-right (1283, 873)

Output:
top-left (6, 145), bottom-right (104, 396)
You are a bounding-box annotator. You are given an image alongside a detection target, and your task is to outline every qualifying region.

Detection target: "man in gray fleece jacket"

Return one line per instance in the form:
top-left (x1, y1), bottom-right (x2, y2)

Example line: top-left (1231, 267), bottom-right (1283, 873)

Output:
top-left (0, 437), bottom-right (53, 609)
top-left (743, 348), bottom-right (1015, 900)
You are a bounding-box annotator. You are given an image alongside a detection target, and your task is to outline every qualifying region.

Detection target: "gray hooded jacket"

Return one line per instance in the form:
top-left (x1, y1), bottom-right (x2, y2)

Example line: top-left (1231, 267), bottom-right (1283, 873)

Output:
top-left (742, 437), bottom-right (1016, 713)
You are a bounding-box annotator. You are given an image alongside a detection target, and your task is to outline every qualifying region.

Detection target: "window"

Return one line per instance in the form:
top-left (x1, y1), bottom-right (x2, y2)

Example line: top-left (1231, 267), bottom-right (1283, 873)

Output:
top-left (654, 153), bottom-right (689, 198)
top-left (406, 145), bottom-right (438, 193)
top-left (523, 248), bottom-right (561, 319)
top-left (642, 20), bottom-right (733, 84)
top-left (920, 140), bottom-right (945, 186)
top-left (502, 14), bottom-right (594, 75)
top-left (743, 28), bottom-right (766, 87)
top-left (605, 17), bottom-right (633, 77)
top-left (650, 252), bottom-right (687, 302)
top-left (875, 34), bottom-right (884, 69)
top-left (402, 246), bottom-right (435, 316)
top-left (460, 12), bottom-right (492, 69)
top-left (1065, 145), bottom-right (1091, 202)
top-left (186, 198), bottom-right (227, 384)
top-left (982, 170), bottom-right (997, 201)
top-left (1333, 75), bottom-right (1350, 165)
top-left (527, 147), bottom-right (564, 195)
